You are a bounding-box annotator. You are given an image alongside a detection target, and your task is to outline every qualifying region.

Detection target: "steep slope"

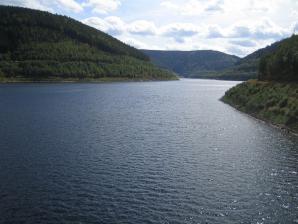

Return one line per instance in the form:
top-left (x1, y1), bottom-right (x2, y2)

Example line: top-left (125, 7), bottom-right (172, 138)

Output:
top-left (216, 41), bottom-right (281, 80)
top-left (259, 35), bottom-right (298, 81)
top-left (222, 35), bottom-right (298, 133)
top-left (142, 50), bottom-right (239, 78)
top-left (0, 6), bottom-right (177, 82)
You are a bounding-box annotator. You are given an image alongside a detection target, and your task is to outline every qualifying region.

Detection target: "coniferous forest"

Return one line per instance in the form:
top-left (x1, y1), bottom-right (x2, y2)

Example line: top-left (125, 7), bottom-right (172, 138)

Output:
top-left (259, 35), bottom-right (298, 82)
top-left (0, 6), bottom-right (177, 82)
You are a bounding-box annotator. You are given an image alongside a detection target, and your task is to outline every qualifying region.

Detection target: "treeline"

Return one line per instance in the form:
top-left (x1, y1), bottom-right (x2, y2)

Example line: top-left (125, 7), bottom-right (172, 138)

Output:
top-left (0, 41), bottom-right (174, 79)
top-left (259, 35), bottom-right (298, 82)
top-left (0, 60), bottom-right (175, 80)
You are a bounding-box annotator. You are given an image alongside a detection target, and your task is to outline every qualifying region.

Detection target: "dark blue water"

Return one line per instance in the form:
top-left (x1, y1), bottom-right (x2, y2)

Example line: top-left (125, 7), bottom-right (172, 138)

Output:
top-left (0, 79), bottom-right (297, 224)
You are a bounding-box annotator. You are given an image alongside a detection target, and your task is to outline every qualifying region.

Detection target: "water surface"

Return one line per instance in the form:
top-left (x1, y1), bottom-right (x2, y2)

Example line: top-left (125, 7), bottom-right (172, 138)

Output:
top-left (0, 79), bottom-right (297, 224)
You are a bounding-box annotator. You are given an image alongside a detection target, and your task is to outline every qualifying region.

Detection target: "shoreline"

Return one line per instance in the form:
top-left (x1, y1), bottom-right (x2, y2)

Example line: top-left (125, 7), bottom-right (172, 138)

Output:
top-left (0, 77), bottom-right (179, 84)
top-left (221, 98), bottom-right (298, 136)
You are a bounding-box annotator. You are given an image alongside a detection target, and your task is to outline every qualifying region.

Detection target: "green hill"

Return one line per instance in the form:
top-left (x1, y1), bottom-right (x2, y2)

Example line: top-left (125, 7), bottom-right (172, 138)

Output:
top-left (222, 35), bottom-right (298, 133)
top-left (143, 42), bottom-right (283, 81)
top-left (215, 41), bottom-right (281, 81)
top-left (142, 50), bottom-right (240, 79)
top-left (259, 35), bottom-right (298, 81)
top-left (0, 6), bottom-right (177, 82)
top-left (142, 42), bottom-right (283, 81)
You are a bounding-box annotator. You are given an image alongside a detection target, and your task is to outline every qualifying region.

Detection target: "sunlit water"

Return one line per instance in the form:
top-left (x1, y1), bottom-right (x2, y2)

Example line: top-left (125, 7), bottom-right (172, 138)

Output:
top-left (0, 79), bottom-right (297, 224)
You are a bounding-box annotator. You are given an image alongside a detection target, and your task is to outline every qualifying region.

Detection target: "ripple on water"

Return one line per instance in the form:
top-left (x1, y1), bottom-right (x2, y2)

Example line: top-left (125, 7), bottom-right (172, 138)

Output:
top-left (0, 80), bottom-right (297, 224)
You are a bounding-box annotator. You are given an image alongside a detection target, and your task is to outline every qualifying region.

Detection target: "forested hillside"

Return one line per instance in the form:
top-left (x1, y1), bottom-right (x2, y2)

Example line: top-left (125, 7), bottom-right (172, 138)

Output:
top-left (215, 41), bottom-right (281, 80)
top-left (142, 50), bottom-right (239, 79)
top-left (259, 35), bottom-right (298, 81)
top-left (0, 6), bottom-right (177, 82)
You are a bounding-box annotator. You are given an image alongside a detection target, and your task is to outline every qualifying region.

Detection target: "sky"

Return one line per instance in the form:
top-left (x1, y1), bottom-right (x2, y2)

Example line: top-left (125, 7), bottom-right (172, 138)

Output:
top-left (1, 0), bottom-right (298, 57)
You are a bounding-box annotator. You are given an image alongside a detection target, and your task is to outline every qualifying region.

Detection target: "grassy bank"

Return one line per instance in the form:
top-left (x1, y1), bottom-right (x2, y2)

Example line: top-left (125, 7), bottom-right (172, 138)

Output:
top-left (222, 80), bottom-right (298, 133)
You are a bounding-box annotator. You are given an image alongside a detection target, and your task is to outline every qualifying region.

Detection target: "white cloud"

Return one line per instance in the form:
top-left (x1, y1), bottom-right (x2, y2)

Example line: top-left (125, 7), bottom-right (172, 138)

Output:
top-left (246, 0), bottom-right (285, 13)
top-left (127, 20), bottom-right (157, 36)
top-left (206, 26), bottom-right (224, 38)
top-left (228, 19), bottom-right (289, 40)
top-left (83, 17), bottom-right (199, 42)
top-left (121, 37), bottom-right (149, 49)
top-left (160, 23), bottom-right (200, 42)
top-left (0, 0), bottom-right (52, 11)
top-left (55, 0), bottom-right (83, 12)
top-left (205, 0), bottom-right (224, 12)
top-left (230, 39), bottom-right (257, 47)
top-left (162, 37), bottom-right (229, 53)
top-left (160, 0), bottom-right (290, 17)
top-left (294, 22), bottom-right (298, 34)
top-left (82, 16), bottom-right (126, 35)
top-left (0, 0), bottom-right (83, 12)
top-left (291, 10), bottom-right (298, 18)
top-left (104, 16), bottom-right (126, 35)
top-left (254, 19), bottom-right (288, 39)
top-left (160, 1), bottom-right (178, 10)
top-left (81, 13), bottom-right (295, 57)
top-left (247, 0), bottom-right (270, 12)
top-left (230, 25), bottom-right (252, 38)
top-left (160, 0), bottom-right (224, 15)
top-left (82, 17), bottom-right (109, 31)
top-left (82, 0), bottom-right (121, 14)
top-left (226, 45), bottom-right (249, 57)
top-left (83, 17), bottom-right (158, 36)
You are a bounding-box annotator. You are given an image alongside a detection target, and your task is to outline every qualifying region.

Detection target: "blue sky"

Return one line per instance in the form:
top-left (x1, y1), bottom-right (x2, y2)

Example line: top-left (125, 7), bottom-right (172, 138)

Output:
top-left (1, 0), bottom-right (297, 57)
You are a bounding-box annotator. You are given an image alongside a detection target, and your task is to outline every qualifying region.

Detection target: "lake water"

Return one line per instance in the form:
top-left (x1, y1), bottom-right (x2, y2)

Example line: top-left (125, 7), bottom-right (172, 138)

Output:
top-left (0, 79), bottom-right (297, 224)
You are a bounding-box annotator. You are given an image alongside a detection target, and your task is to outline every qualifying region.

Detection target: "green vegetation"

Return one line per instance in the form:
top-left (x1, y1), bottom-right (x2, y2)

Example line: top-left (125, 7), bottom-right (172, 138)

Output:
top-left (223, 81), bottom-right (298, 132)
top-left (189, 70), bottom-right (255, 81)
top-left (259, 35), bottom-right (298, 81)
top-left (223, 35), bottom-right (298, 133)
top-left (0, 6), bottom-right (177, 82)
top-left (142, 50), bottom-right (239, 79)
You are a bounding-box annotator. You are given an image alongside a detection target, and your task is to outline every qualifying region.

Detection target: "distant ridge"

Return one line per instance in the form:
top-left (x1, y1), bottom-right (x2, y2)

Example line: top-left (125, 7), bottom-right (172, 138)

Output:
top-left (216, 41), bottom-right (282, 81)
top-left (143, 40), bottom-right (284, 81)
top-left (142, 49), bottom-right (239, 79)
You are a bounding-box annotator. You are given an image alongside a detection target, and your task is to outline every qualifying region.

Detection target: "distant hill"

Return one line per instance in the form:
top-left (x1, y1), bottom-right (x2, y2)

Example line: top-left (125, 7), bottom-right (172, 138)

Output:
top-left (142, 50), bottom-right (239, 79)
top-left (0, 6), bottom-right (176, 82)
top-left (216, 41), bottom-right (281, 81)
top-left (143, 42), bottom-right (283, 81)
